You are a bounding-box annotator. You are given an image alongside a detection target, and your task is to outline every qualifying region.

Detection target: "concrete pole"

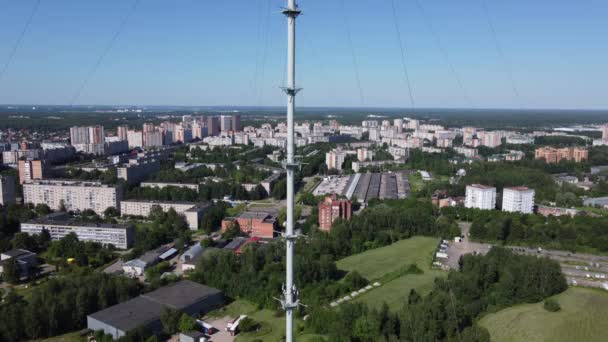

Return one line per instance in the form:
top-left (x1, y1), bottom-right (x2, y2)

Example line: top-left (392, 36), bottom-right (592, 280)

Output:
top-left (282, 1), bottom-right (300, 342)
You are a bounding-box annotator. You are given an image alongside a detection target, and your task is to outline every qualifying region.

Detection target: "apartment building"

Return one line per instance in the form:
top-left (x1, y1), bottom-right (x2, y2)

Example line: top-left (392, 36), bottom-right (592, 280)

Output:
top-left (502, 187), bottom-right (535, 214)
top-left (326, 149), bottom-right (347, 170)
top-left (318, 195), bottom-right (352, 231)
top-left (18, 159), bottom-right (44, 184)
top-left (23, 180), bottom-right (122, 215)
top-left (120, 200), bottom-right (212, 230)
top-left (141, 182), bottom-right (200, 192)
top-left (21, 213), bottom-right (133, 249)
top-left (0, 175), bottom-right (16, 206)
top-left (465, 184), bottom-right (496, 210)
top-left (117, 159), bottom-right (160, 184)
top-left (221, 211), bottom-right (277, 239)
top-left (535, 146), bottom-right (588, 163)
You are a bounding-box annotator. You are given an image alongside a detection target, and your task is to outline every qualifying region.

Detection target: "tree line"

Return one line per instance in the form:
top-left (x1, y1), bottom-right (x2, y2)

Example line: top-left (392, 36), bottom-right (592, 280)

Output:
top-left (305, 247), bottom-right (567, 341)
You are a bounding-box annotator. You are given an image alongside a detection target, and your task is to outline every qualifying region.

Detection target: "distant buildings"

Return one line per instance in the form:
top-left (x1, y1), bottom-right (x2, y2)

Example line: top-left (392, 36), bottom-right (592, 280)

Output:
top-left (120, 200), bottom-right (212, 230)
top-left (465, 184), bottom-right (496, 210)
top-left (141, 182), bottom-right (200, 192)
top-left (21, 213), bottom-right (134, 249)
top-left (127, 130), bottom-right (143, 148)
top-left (0, 175), bottom-right (16, 206)
top-left (221, 211), bottom-right (277, 239)
top-left (23, 180), bottom-right (122, 215)
top-left (117, 159), bottom-right (160, 184)
top-left (535, 146), bottom-right (588, 163)
top-left (502, 187), bottom-right (535, 214)
top-left (70, 125), bottom-right (105, 155)
top-left (356, 148), bottom-right (373, 162)
top-left (537, 205), bottom-right (579, 218)
top-left (18, 159), bottom-right (44, 184)
top-left (326, 149), bottom-right (347, 171)
top-left (318, 195), bottom-right (352, 231)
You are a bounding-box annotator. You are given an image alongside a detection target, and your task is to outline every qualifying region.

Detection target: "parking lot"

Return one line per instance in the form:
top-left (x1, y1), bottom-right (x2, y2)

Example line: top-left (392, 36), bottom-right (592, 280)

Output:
top-left (438, 222), bottom-right (608, 291)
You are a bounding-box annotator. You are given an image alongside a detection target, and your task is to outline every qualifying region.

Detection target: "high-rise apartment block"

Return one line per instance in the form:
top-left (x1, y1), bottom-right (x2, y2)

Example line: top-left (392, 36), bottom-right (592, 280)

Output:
top-left (23, 180), bottom-right (122, 215)
top-left (318, 195), bottom-right (352, 231)
top-left (326, 149), bottom-right (347, 170)
top-left (232, 114), bottom-right (242, 132)
top-left (207, 116), bottom-right (220, 136)
top-left (465, 184), bottom-right (496, 210)
top-left (18, 159), bottom-right (44, 184)
top-left (502, 187), bottom-right (535, 214)
top-left (0, 175), bottom-right (16, 206)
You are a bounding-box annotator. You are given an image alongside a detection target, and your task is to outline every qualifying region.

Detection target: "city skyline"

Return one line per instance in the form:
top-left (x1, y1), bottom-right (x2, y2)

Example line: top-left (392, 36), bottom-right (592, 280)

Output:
top-left (0, 1), bottom-right (607, 109)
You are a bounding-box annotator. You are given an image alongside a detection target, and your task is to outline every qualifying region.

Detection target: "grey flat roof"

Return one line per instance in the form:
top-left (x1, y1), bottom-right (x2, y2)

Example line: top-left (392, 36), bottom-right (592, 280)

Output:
top-left (1, 249), bottom-right (34, 258)
top-left (89, 296), bottom-right (164, 333)
top-left (142, 280), bottom-right (221, 310)
top-left (24, 219), bottom-right (132, 230)
top-left (88, 280), bottom-right (222, 332)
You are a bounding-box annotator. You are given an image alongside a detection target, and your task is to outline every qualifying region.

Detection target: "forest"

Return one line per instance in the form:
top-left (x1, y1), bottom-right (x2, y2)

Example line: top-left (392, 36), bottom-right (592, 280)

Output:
top-left (0, 271), bottom-right (141, 342)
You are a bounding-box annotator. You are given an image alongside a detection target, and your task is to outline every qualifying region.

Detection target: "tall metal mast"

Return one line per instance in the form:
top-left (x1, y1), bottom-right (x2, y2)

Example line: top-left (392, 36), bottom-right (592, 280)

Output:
top-left (281, 1), bottom-right (300, 342)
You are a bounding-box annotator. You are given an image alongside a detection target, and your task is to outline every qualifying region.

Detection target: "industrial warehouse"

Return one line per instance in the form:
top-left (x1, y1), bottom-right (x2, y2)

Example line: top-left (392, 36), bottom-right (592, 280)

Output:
top-left (87, 280), bottom-right (224, 339)
top-left (313, 171), bottom-right (412, 203)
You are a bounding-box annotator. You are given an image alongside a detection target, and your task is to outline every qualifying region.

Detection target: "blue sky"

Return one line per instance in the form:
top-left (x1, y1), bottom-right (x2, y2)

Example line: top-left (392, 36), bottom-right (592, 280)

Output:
top-left (0, 0), bottom-right (607, 109)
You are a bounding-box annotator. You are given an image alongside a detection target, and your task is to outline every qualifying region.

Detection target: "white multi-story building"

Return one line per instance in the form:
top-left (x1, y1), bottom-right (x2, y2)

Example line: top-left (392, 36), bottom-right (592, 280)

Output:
top-left (356, 148), bottom-right (373, 162)
top-left (20, 214), bottom-right (133, 249)
top-left (480, 131), bottom-right (502, 148)
top-left (502, 187), bottom-right (535, 214)
top-left (326, 149), bottom-right (347, 170)
top-left (465, 184), bottom-right (496, 210)
top-left (127, 130), bottom-right (143, 148)
top-left (141, 182), bottom-right (200, 192)
top-left (23, 180), bottom-right (122, 215)
top-left (120, 200), bottom-right (212, 230)
top-left (388, 146), bottom-right (409, 160)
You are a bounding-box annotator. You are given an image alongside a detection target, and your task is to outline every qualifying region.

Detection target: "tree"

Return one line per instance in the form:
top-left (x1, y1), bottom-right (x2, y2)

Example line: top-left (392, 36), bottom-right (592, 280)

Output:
top-left (238, 317), bottom-right (257, 333)
top-left (104, 207), bottom-right (119, 218)
top-left (2, 257), bottom-right (21, 284)
top-left (249, 185), bottom-right (268, 201)
top-left (160, 307), bottom-right (181, 335)
top-left (178, 313), bottom-right (198, 333)
top-left (271, 179), bottom-right (287, 200)
top-left (11, 232), bottom-right (36, 251)
top-left (544, 298), bottom-right (561, 312)
top-left (34, 203), bottom-right (51, 216)
top-left (222, 221), bottom-right (243, 240)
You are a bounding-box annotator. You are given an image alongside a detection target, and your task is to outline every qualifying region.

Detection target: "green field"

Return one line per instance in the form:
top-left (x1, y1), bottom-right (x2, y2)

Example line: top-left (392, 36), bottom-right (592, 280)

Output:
top-left (34, 332), bottom-right (83, 342)
top-left (209, 299), bottom-right (324, 342)
top-left (479, 287), bottom-right (608, 342)
top-left (336, 236), bottom-right (445, 310)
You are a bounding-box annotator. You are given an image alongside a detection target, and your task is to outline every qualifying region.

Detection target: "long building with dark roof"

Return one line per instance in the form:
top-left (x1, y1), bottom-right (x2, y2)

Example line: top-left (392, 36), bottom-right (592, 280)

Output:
top-left (87, 280), bottom-right (224, 339)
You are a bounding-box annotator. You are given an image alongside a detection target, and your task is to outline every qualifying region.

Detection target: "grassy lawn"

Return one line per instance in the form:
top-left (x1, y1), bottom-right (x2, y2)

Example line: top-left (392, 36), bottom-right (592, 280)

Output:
top-left (407, 172), bottom-right (424, 192)
top-left (336, 236), bottom-right (445, 311)
top-left (337, 236), bottom-right (438, 280)
top-left (209, 299), bottom-right (325, 342)
top-left (479, 287), bottom-right (608, 342)
top-left (34, 332), bottom-right (83, 342)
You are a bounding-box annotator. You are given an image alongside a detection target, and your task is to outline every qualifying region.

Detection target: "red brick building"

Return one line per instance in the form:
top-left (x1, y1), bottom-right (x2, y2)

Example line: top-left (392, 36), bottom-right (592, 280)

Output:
top-left (318, 194), bottom-right (352, 231)
top-left (221, 211), bottom-right (277, 239)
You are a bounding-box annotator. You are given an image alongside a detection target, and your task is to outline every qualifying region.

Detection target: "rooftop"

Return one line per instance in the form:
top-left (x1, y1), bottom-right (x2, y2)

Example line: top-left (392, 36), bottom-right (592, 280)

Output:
top-left (1, 249), bottom-right (35, 258)
top-left (468, 184), bottom-right (495, 190)
top-left (88, 280), bottom-right (222, 333)
top-left (24, 216), bottom-right (132, 230)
